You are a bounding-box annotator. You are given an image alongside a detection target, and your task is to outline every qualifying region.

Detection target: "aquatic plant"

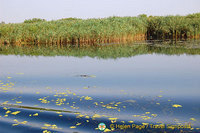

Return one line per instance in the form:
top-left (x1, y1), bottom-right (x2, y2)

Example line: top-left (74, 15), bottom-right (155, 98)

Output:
top-left (0, 13), bottom-right (200, 45)
top-left (147, 14), bottom-right (200, 40)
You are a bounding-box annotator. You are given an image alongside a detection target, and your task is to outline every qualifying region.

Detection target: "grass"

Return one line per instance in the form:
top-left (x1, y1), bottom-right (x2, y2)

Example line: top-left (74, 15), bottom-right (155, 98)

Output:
top-left (0, 13), bottom-right (200, 45)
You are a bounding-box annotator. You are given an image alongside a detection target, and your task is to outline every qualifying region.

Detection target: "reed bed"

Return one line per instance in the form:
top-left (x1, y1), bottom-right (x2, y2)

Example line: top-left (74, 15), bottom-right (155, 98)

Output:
top-left (147, 13), bottom-right (200, 40)
top-left (0, 13), bottom-right (200, 45)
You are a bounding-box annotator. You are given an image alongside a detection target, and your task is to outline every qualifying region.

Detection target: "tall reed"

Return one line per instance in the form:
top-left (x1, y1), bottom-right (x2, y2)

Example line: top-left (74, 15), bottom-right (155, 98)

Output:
top-left (0, 13), bottom-right (200, 45)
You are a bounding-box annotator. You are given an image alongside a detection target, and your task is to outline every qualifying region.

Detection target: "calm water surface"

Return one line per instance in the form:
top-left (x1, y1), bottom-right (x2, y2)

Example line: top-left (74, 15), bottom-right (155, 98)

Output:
top-left (0, 43), bottom-right (200, 133)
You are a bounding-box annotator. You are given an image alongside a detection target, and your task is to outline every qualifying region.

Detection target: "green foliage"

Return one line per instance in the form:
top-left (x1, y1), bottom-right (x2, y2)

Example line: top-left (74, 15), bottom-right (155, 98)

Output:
top-left (24, 18), bottom-right (46, 23)
top-left (59, 17), bottom-right (82, 21)
top-left (138, 14), bottom-right (148, 18)
top-left (186, 13), bottom-right (200, 19)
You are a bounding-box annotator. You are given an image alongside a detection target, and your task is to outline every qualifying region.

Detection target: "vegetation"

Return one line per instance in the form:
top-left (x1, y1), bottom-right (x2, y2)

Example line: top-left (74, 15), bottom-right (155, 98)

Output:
top-left (1, 41), bottom-right (200, 58)
top-left (0, 17), bottom-right (147, 45)
top-left (147, 13), bottom-right (200, 40)
top-left (24, 18), bottom-right (46, 23)
top-left (0, 13), bottom-right (200, 45)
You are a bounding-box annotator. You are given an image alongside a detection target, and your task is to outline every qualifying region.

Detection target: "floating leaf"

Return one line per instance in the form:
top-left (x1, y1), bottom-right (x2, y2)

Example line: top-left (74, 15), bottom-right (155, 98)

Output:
top-left (16, 73), bottom-right (24, 75)
top-left (109, 118), bottom-right (118, 121)
top-left (85, 96), bottom-right (93, 100)
top-left (76, 123), bottom-right (81, 126)
top-left (92, 114), bottom-right (101, 118)
top-left (172, 104), bottom-right (182, 108)
top-left (44, 124), bottom-right (51, 127)
top-left (190, 118), bottom-right (196, 121)
top-left (43, 130), bottom-right (51, 133)
top-left (33, 113), bottom-right (38, 116)
top-left (11, 111), bottom-right (21, 115)
top-left (151, 114), bottom-right (157, 117)
top-left (6, 110), bottom-right (11, 114)
top-left (104, 128), bottom-right (111, 132)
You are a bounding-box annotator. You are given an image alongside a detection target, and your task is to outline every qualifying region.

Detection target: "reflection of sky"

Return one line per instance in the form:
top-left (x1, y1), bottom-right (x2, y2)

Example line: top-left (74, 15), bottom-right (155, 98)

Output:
top-left (0, 54), bottom-right (200, 97)
top-left (1, 54), bottom-right (200, 130)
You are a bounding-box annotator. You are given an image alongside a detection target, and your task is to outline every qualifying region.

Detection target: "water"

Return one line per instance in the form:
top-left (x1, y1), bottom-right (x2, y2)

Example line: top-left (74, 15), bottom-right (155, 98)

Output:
top-left (0, 42), bottom-right (200, 133)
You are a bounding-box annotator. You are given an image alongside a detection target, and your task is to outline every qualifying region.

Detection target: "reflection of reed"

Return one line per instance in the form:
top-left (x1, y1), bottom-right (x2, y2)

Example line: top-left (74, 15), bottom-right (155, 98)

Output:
top-left (0, 41), bottom-right (200, 58)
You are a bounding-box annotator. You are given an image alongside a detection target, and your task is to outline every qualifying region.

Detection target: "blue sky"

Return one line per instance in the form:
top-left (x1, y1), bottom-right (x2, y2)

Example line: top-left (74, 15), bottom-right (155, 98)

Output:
top-left (0, 0), bottom-right (200, 23)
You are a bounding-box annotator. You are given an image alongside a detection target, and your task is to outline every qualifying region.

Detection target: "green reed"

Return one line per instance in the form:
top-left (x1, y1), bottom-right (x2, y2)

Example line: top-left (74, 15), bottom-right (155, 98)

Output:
top-left (0, 13), bottom-right (200, 45)
top-left (147, 13), bottom-right (200, 40)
